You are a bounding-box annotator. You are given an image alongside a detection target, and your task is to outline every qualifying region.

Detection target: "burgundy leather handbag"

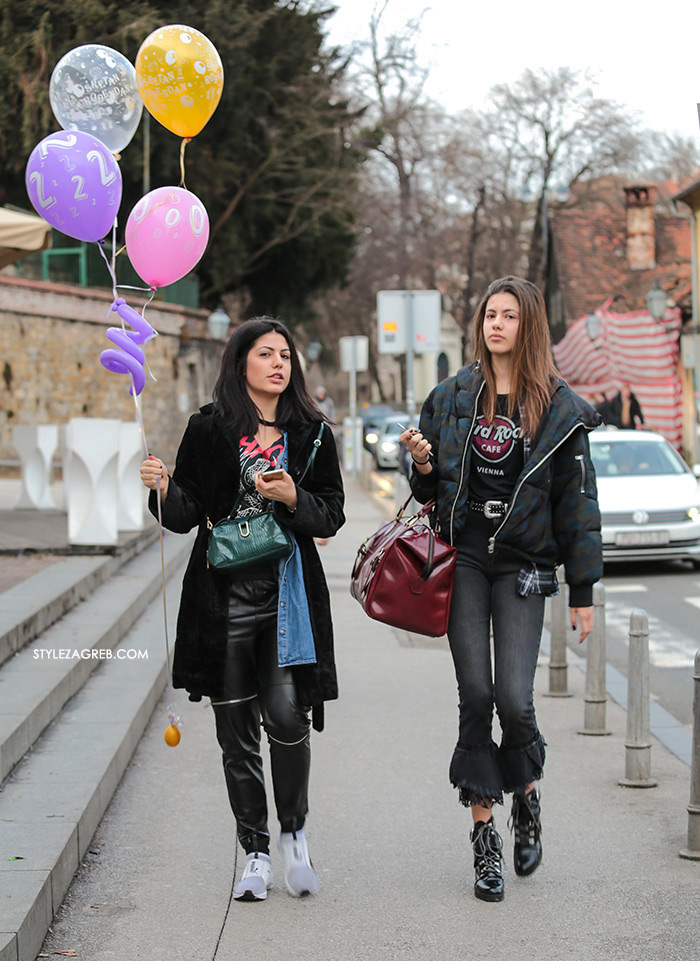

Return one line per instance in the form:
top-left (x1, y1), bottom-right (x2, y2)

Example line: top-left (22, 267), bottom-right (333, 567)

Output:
top-left (350, 497), bottom-right (457, 637)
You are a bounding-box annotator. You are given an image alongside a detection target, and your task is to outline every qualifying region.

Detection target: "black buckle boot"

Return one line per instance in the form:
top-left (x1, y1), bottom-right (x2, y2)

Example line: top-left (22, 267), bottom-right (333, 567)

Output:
top-left (509, 788), bottom-right (542, 877)
top-left (470, 818), bottom-right (504, 902)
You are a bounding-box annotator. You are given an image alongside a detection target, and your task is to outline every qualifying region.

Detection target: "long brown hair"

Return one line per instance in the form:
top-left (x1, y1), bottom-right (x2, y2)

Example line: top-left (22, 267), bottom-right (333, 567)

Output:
top-left (472, 276), bottom-right (558, 437)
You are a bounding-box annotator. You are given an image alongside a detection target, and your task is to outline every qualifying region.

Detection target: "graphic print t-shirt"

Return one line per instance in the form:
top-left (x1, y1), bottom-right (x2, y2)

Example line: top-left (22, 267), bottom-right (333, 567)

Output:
top-left (235, 435), bottom-right (285, 518)
top-left (469, 395), bottom-right (524, 502)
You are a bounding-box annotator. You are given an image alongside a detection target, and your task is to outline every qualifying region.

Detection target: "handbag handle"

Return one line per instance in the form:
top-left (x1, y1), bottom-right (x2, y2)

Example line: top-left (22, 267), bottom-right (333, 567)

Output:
top-left (397, 494), bottom-right (437, 521)
top-left (352, 491), bottom-right (448, 584)
top-left (397, 496), bottom-right (444, 581)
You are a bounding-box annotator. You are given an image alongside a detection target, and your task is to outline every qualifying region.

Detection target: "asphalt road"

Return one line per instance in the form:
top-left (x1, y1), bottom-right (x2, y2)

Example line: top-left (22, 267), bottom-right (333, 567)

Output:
top-left (576, 558), bottom-right (700, 727)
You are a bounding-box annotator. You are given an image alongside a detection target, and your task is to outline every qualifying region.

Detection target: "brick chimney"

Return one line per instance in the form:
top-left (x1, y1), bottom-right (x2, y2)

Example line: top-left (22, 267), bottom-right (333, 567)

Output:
top-left (624, 185), bottom-right (656, 270)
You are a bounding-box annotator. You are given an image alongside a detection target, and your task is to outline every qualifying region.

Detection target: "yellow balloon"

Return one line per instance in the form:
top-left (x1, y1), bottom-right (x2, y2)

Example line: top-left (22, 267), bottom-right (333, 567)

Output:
top-left (136, 24), bottom-right (224, 138)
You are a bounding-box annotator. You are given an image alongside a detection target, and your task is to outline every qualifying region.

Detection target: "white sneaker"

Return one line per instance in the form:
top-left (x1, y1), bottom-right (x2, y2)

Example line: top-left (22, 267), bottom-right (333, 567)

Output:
top-left (278, 827), bottom-right (319, 897)
top-left (233, 852), bottom-right (273, 901)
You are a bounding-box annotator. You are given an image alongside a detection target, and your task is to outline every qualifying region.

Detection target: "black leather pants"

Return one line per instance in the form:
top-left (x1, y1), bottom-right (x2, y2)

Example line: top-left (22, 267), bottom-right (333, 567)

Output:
top-left (212, 573), bottom-right (311, 855)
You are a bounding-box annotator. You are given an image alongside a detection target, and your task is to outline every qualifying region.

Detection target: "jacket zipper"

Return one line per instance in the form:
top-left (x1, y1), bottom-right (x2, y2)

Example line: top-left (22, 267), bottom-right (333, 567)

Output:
top-left (487, 423), bottom-right (586, 554)
top-left (575, 453), bottom-right (585, 493)
top-left (449, 381), bottom-right (485, 544)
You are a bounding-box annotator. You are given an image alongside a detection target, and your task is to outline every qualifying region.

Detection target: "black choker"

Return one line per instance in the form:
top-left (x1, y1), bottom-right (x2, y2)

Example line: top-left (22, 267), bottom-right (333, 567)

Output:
top-left (258, 418), bottom-right (277, 427)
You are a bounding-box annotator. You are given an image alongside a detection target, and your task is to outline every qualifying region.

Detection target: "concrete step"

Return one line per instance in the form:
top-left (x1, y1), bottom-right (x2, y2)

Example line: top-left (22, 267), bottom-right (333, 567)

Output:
top-left (0, 527), bottom-right (159, 670)
top-left (0, 548), bottom-right (190, 961)
top-left (0, 531), bottom-right (193, 785)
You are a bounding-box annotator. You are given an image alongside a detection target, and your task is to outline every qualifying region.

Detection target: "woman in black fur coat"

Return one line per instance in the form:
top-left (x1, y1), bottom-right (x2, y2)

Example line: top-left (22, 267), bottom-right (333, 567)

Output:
top-left (140, 317), bottom-right (345, 902)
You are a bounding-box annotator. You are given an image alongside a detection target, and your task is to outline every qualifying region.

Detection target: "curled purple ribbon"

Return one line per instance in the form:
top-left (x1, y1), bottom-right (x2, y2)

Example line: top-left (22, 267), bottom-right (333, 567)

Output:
top-left (99, 297), bottom-right (158, 395)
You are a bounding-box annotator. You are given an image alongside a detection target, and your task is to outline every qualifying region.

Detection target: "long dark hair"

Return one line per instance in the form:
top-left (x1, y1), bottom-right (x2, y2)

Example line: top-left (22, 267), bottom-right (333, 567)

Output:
top-left (472, 276), bottom-right (558, 437)
top-left (212, 317), bottom-right (326, 435)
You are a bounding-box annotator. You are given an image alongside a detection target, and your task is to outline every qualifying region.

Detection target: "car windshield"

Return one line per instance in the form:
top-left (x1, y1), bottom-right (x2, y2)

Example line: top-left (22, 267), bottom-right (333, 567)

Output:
top-left (590, 439), bottom-right (688, 478)
top-left (365, 413), bottom-right (394, 430)
top-left (381, 419), bottom-right (405, 437)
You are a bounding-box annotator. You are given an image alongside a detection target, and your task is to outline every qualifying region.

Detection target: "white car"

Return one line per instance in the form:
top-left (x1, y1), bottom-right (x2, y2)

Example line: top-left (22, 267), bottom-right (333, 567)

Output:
top-left (589, 429), bottom-right (700, 565)
top-left (374, 414), bottom-right (413, 469)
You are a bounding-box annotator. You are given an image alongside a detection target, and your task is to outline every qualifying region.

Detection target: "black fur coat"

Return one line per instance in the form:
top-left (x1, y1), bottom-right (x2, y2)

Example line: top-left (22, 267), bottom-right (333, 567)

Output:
top-left (149, 405), bottom-right (345, 730)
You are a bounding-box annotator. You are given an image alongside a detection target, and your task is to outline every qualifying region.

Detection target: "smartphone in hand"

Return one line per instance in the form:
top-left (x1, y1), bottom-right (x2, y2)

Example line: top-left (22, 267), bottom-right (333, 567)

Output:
top-left (261, 468), bottom-right (285, 481)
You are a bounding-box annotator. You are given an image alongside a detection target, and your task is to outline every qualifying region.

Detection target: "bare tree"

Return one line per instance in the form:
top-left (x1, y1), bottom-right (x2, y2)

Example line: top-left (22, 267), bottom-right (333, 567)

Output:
top-left (483, 68), bottom-right (644, 285)
top-left (640, 131), bottom-right (700, 184)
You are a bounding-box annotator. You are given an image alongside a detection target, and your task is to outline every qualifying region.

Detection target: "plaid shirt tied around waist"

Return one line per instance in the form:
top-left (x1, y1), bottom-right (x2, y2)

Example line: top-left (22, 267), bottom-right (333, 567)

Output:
top-left (516, 563), bottom-right (560, 598)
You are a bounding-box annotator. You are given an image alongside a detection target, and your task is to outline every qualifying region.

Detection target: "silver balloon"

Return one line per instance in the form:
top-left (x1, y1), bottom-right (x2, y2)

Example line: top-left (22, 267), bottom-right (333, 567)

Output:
top-left (50, 44), bottom-right (143, 154)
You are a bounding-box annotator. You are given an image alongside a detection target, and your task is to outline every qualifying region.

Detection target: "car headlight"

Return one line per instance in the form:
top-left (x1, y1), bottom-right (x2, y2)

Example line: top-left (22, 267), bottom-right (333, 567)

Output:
top-left (380, 441), bottom-right (397, 454)
top-left (688, 506), bottom-right (700, 522)
top-left (365, 431), bottom-right (379, 445)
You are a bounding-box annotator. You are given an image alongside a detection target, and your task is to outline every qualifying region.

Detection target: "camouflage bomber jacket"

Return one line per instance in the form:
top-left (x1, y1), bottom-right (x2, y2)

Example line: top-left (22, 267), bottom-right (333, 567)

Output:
top-left (409, 363), bottom-right (603, 607)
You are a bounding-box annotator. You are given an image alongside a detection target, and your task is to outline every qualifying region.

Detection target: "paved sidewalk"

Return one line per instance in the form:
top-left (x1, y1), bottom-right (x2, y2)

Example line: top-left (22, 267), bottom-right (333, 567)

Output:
top-left (0, 478), bottom-right (156, 596)
top-left (8, 477), bottom-right (700, 960)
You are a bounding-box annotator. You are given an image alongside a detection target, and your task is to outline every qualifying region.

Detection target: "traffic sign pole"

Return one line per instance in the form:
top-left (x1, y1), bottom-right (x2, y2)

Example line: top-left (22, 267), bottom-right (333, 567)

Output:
top-left (405, 293), bottom-right (416, 417)
top-left (339, 336), bottom-right (369, 477)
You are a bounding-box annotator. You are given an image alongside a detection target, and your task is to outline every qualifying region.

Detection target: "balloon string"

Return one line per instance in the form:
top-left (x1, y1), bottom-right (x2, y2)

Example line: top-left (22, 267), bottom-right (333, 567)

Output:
top-left (179, 138), bottom-right (191, 188)
top-left (97, 239), bottom-right (118, 296)
top-left (139, 288), bottom-right (159, 386)
top-left (130, 387), bottom-right (176, 720)
top-left (110, 219), bottom-right (118, 300)
top-left (117, 283), bottom-right (157, 295)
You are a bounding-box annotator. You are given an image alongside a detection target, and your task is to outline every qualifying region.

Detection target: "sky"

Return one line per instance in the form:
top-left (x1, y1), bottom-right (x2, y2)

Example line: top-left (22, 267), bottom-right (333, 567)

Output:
top-left (324, 0), bottom-right (700, 140)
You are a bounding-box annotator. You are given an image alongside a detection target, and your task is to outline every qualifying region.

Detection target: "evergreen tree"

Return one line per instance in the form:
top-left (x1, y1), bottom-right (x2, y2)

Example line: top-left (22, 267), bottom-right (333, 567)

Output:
top-left (0, 0), bottom-right (367, 320)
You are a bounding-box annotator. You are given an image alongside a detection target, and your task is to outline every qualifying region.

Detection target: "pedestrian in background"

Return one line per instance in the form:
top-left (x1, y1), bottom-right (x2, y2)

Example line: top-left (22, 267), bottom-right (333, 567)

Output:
top-left (401, 276), bottom-right (602, 903)
top-left (606, 384), bottom-right (645, 429)
top-left (313, 384), bottom-right (336, 424)
top-left (140, 318), bottom-right (344, 902)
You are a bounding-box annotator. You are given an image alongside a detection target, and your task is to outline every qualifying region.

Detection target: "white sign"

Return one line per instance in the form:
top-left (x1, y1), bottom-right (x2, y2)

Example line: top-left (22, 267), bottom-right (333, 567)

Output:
top-left (376, 289), bottom-right (442, 354)
top-left (339, 335), bottom-right (369, 372)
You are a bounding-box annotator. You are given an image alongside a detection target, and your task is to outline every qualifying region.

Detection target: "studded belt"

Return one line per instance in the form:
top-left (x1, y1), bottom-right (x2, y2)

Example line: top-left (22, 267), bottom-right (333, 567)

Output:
top-left (468, 499), bottom-right (508, 519)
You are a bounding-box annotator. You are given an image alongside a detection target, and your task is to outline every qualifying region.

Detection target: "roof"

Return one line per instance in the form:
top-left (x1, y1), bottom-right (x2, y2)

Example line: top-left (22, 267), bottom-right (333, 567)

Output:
top-left (672, 176), bottom-right (700, 210)
top-left (0, 207), bottom-right (52, 269)
top-left (549, 183), bottom-right (692, 321)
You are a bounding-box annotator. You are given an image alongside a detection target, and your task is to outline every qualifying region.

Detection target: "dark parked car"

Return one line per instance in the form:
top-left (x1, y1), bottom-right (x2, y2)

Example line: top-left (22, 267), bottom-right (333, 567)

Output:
top-left (360, 405), bottom-right (396, 456)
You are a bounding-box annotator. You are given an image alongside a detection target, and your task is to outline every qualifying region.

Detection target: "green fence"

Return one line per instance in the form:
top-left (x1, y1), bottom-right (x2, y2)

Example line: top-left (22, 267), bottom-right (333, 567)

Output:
top-left (12, 230), bottom-right (200, 309)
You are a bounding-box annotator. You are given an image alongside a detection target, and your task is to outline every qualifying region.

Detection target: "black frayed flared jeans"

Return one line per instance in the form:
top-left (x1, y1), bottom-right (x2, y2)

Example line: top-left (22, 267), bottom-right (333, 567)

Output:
top-left (211, 573), bottom-right (310, 854)
top-left (448, 513), bottom-right (546, 806)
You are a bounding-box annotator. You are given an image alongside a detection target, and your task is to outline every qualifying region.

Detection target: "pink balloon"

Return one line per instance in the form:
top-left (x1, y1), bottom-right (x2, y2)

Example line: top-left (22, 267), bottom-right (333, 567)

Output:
top-left (125, 186), bottom-right (209, 287)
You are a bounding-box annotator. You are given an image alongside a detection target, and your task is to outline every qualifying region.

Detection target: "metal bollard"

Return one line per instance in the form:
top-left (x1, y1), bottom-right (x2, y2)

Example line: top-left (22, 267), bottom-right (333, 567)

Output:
top-left (619, 609), bottom-right (657, 788)
top-left (679, 650), bottom-right (700, 858)
top-left (545, 568), bottom-right (572, 697)
top-left (578, 582), bottom-right (611, 735)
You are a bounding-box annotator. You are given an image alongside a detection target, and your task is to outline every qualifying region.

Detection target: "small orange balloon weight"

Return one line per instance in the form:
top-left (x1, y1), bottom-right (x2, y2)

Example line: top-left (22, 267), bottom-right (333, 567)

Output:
top-left (164, 724), bottom-right (181, 747)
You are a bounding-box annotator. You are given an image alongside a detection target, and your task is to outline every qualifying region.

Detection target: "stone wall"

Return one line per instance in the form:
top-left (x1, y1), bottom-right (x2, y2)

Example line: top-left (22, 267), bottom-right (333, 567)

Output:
top-left (0, 276), bottom-right (230, 468)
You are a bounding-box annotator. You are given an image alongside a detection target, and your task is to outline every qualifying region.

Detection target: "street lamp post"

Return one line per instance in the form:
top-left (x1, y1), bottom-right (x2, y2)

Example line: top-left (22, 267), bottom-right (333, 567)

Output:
top-left (306, 339), bottom-right (322, 366)
top-left (646, 281), bottom-right (667, 322)
top-left (585, 311), bottom-right (602, 344)
top-left (207, 306), bottom-right (230, 340)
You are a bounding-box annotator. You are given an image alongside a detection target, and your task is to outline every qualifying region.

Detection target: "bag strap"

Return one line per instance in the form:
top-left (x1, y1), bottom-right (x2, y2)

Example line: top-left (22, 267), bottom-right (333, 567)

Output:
top-left (397, 494), bottom-right (445, 544)
top-left (297, 422), bottom-right (325, 484)
top-left (397, 494), bottom-right (436, 520)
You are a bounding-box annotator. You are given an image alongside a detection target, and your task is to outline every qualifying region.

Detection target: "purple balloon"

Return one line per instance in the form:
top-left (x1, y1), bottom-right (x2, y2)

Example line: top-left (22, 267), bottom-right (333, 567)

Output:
top-left (25, 130), bottom-right (122, 242)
